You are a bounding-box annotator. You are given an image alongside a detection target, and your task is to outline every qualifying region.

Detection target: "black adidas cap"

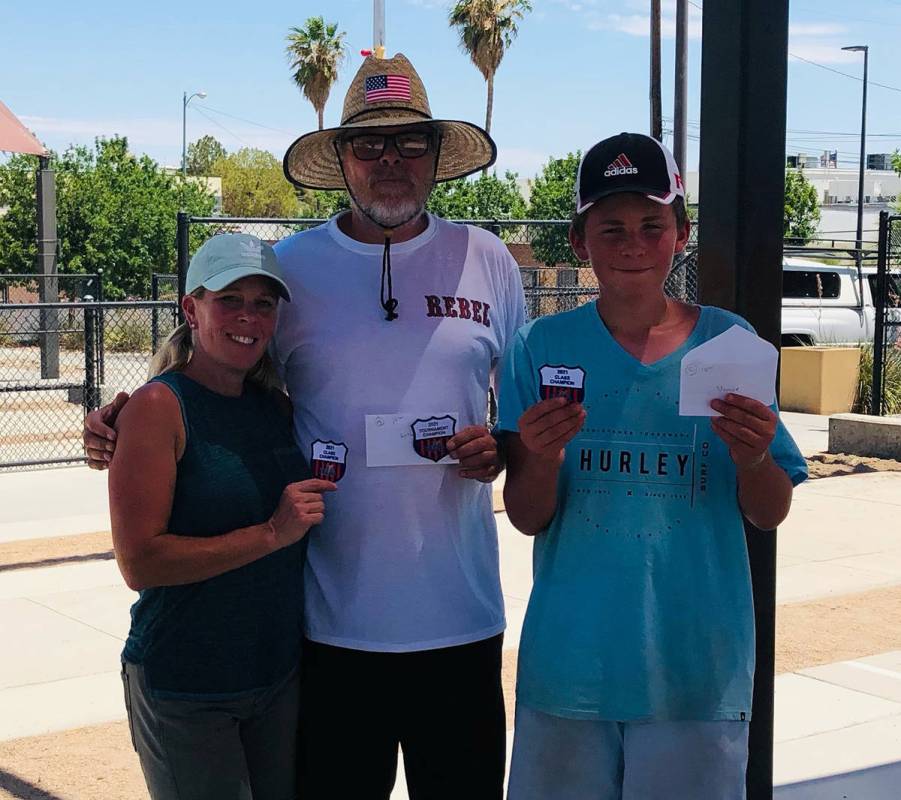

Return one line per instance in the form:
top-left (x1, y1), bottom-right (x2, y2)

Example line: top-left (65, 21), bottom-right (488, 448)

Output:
top-left (575, 132), bottom-right (685, 214)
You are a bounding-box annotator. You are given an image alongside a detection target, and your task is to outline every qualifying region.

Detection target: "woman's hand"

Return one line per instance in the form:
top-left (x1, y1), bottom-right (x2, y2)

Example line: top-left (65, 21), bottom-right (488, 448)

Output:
top-left (268, 479), bottom-right (338, 547)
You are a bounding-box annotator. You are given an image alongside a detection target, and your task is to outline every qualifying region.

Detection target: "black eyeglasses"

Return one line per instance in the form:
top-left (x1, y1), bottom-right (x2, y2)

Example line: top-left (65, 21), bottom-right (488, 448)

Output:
top-left (343, 131), bottom-right (435, 161)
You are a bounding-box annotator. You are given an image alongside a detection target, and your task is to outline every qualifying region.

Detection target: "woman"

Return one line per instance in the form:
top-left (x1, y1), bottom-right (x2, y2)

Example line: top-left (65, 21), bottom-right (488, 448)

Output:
top-left (109, 233), bottom-right (334, 800)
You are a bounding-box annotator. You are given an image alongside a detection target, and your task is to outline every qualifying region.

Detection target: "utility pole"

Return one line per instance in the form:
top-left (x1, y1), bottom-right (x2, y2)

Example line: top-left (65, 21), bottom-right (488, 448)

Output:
top-left (650, 0), bottom-right (662, 141)
top-left (673, 0), bottom-right (688, 170)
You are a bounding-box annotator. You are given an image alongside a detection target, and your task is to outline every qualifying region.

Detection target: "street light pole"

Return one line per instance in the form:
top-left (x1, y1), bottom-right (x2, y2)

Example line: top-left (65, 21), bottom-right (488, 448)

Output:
top-left (842, 45), bottom-right (868, 279)
top-left (181, 90), bottom-right (207, 178)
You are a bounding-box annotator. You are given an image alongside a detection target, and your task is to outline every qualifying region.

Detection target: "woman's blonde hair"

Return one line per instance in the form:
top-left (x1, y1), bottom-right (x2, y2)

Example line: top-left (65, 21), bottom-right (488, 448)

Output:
top-left (148, 289), bottom-right (284, 393)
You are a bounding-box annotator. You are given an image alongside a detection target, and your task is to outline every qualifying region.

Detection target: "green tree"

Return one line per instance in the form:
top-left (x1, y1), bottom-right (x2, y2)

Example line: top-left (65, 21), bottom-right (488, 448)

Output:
top-left (892, 149), bottom-right (901, 177)
top-left (0, 136), bottom-right (215, 298)
top-left (298, 188), bottom-right (351, 218)
top-left (186, 135), bottom-right (227, 176)
top-left (286, 17), bottom-right (347, 130)
top-left (527, 152), bottom-right (581, 266)
top-left (427, 171), bottom-right (526, 222)
top-left (784, 168), bottom-right (821, 243)
top-left (213, 148), bottom-right (301, 218)
top-left (449, 0), bottom-right (532, 172)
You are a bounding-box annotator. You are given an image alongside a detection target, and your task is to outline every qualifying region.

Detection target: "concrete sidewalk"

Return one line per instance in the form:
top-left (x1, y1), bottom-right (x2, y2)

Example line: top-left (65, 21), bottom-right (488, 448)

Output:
top-left (3, 411), bottom-right (901, 797)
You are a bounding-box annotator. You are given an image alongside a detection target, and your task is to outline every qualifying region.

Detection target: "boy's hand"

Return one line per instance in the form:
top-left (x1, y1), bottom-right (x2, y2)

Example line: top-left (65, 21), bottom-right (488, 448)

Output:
top-left (519, 397), bottom-right (586, 464)
top-left (84, 391), bottom-right (130, 470)
top-left (448, 425), bottom-right (500, 482)
top-left (710, 393), bottom-right (777, 470)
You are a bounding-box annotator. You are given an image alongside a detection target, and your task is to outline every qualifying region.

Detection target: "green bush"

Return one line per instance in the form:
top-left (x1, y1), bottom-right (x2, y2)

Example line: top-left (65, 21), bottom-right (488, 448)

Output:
top-left (105, 319), bottom-right (152, 352)
top-left (855, 342), bottom-right (901, 414)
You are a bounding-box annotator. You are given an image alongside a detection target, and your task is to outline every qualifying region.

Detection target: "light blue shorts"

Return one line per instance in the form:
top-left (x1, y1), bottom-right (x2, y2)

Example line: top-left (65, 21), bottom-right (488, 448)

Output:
top-left (507, 705), bottom-right (749, 800)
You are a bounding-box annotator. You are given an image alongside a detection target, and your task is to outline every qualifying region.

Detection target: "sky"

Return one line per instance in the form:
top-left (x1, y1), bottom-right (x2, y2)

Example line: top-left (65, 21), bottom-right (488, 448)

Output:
top-left (2, 0), bottom-right (901, 179)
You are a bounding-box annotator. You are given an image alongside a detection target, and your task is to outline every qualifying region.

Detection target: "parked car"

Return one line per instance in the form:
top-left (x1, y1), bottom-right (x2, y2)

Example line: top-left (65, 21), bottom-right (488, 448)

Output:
top-left (781, 257), bottom-right (901, 346)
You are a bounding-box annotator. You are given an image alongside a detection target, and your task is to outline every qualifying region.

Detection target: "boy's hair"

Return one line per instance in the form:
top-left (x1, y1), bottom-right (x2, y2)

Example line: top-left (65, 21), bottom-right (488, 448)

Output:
top-left (570, 195), bottom-right (688, 245)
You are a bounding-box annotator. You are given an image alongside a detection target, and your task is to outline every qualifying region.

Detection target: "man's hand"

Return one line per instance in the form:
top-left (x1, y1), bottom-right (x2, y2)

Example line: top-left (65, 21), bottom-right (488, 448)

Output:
top-left (448, 425), bottom-right (501, 482)
top-left (84, 392), bottom-right (130, 470)
top-left (518, 397), bottom-right (586, 464)
top-left (710, 394), bottom-right (777, 470)
top-left (268, 479), bottom-right (337, 548)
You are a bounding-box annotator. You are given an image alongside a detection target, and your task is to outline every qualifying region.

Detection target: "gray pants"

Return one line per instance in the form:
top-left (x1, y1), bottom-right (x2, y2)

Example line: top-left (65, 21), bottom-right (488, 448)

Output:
top-left (122, 662), bottom-right (300, 800)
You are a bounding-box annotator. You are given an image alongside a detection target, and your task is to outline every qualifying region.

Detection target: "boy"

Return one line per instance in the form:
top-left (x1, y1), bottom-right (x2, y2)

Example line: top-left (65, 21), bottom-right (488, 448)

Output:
top-left (499, 132), bottom-right (807, 799)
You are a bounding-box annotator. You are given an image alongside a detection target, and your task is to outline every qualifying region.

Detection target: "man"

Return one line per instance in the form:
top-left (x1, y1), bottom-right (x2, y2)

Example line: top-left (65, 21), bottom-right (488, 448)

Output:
top-left (85, 53), bottom-right (526, 799)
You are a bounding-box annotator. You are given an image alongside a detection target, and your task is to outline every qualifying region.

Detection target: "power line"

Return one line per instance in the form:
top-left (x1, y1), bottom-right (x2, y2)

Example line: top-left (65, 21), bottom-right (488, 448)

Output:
top-left (191, 107), bottom-right (254, 149)
top-left (195, 105), bottom-right (294, 135)
top-left (687, 0), bottom-right (901, 93)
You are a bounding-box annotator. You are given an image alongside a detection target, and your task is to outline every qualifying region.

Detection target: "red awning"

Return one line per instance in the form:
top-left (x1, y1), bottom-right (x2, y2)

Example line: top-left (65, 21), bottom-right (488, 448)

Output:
top-left (0, 100), bottom-right (47, 156)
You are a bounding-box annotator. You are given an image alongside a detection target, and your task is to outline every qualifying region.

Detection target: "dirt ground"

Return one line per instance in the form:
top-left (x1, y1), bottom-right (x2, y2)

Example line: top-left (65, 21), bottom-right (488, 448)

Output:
top-left (0, 532), bottom-right (112, 573)
top-left (806, 451), bottom-right (901, 480)
top-left (3, 456), bottom-right (901, 799)
top-left (2, 583), bottom-right (901, 800)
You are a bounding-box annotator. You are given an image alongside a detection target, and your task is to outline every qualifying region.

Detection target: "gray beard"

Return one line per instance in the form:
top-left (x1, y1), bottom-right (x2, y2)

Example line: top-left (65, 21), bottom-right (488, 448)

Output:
top-left (355, 196), bottom-right (426, 229)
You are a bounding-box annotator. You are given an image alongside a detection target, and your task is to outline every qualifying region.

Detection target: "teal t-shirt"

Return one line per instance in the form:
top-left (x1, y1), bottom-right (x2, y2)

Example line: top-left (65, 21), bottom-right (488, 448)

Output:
top-left (498, 303), bottom-right (807, 722)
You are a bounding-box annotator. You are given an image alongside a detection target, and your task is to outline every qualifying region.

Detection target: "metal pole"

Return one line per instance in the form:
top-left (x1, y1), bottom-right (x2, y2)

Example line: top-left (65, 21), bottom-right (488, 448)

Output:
top-left (176, 211), bottom-right (190, 324)
top-left (857, 50), bottom-right (868, 259)
top-left (83, 304), bottom-right (98, 411)
top-left (697, 1), bottom-right (789, 797)
top-left (674, 0), bottom-right (688, 173)
top-left (650, 0), bottom-right (662, 140)
top-left (843, 45), bottom-right (868, 304)
top-left (36, 155), bottom-right (60, 379)
top-left (373, 0), bottom-right (386, 57)
top-left (872, 210), bottom-right (889, 416)
top-left (182, 91), bottom-right (188, 179)
top-left (151, 274), bottom-right (160, 353)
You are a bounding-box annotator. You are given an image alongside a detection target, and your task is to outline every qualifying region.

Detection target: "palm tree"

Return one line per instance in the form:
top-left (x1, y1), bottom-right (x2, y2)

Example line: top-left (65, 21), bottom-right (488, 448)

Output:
top-left (285, 17), bottom-right (347, 131)
top-left (449, 0), bottom-right (532, 172)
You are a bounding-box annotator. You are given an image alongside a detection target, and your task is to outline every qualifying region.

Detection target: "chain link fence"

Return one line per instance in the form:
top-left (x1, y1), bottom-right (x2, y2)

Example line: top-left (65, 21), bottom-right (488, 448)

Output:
top-left (0, 301), bottom-right (177, 469)
top-left (180, 216), bottom-right (701, 320)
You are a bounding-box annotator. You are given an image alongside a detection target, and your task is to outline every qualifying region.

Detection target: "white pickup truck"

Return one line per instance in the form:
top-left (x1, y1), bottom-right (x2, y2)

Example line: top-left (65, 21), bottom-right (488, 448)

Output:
top-left (781, 256), bottom-right (901, 346)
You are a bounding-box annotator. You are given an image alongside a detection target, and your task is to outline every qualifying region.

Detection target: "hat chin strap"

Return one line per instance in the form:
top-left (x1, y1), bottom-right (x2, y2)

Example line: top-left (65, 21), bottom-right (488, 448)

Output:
top-left (333, 137), bottom-right (442, 322)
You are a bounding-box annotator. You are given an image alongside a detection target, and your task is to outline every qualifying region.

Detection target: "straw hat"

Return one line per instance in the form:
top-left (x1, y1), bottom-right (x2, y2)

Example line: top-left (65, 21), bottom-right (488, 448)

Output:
top-left (283, 53), bottom-right (497, 190)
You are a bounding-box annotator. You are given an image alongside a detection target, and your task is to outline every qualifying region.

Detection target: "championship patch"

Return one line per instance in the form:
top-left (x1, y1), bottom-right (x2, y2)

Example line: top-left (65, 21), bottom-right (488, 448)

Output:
top-left (539, 364), bottom-right (587, 403)
top-left (410, 415), bottom-right (456, 463)
top-left (310, 440), bottom-right (348, 482)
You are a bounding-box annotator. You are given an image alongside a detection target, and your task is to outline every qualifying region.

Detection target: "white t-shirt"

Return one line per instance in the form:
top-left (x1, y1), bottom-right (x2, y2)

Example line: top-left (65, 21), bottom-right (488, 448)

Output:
top-left (273, 214), bottom-right (526, 651)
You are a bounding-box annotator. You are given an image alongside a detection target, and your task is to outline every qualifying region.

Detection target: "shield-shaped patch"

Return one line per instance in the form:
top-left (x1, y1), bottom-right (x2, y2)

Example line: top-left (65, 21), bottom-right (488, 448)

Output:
top-left (539, 364), bottom-right (587, 404)
top-left (410, 415), bottom-right (457, 463)
top-left (310, 440), bottom-right (348, 482)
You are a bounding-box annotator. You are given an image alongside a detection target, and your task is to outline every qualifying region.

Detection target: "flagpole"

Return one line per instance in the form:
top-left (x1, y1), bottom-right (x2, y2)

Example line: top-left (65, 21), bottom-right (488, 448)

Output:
top-left (373, 0), bottom-right (386, 58)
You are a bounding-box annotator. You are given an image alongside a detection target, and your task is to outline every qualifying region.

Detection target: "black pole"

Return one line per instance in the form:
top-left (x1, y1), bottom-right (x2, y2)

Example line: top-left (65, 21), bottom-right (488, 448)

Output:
top-left (697, 2), bottom-right (789, 798)
top-left (83, 305), bottom-right (98, 411)
top-left (176, 211), bottom-right (190, 324)
top-left (857, 50), bottom-right (868, 259)
top-left (151, 274), bottom-right (160, 353)
top-left (650, 0), bottom-right (662, 140)
top-left (673, 0), bottom-right (688, 173)
top-left (96, 269), bottom-right (105, 385)
top-left (872, 210), bottom-right (889, 416)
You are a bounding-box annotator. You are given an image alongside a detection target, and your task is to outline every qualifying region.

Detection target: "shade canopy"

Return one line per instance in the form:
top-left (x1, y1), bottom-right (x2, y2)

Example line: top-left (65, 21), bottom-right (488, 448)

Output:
top-left (0, 100), bottom-right (47, 156)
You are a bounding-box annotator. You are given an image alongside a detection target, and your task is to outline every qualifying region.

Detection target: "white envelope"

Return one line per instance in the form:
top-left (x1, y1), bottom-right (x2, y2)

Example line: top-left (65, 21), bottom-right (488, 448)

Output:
top-left (365, 412), bottom-right (461, 467)
top-left (679, 325), bottom-right (778, 417)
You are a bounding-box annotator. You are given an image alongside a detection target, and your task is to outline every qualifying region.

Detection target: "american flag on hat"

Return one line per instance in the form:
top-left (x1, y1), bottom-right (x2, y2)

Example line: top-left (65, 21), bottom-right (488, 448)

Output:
top-left (365, 74), bottom-right (412, 103)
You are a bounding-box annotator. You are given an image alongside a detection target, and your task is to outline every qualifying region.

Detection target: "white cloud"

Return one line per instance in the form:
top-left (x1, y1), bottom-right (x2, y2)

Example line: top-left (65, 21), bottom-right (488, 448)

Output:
top-left (788, 23), bottom-right (846, 37)
top-left (585, 7), bottom-right (703, 40)
top-left (787, 42), bottom-right (861, 65)
top-left (18, 114), bottom-right (293, 163)
top-left (495, 146), bottom-right (551, 178)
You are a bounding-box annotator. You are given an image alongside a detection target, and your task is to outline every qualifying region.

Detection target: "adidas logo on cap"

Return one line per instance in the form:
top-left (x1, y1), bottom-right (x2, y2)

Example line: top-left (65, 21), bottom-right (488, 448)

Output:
top-left (604, 153), bottom-right (638, 177)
